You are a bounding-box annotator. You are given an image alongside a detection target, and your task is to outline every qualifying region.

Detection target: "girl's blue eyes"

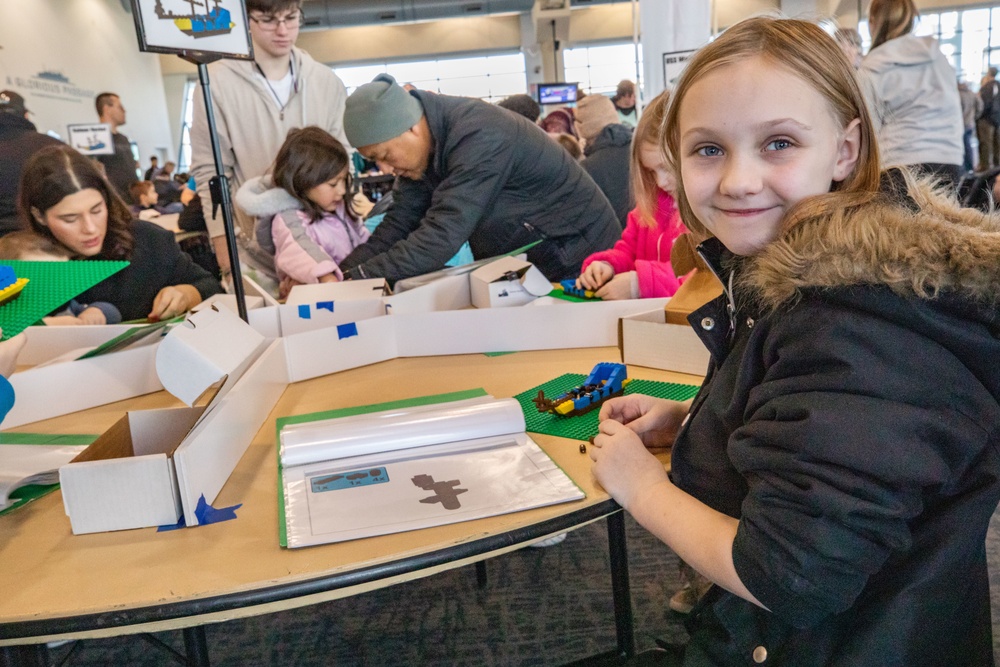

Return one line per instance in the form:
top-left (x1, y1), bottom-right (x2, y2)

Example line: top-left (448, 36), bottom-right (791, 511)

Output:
top-left (694, 139), bottom-right (792, 156)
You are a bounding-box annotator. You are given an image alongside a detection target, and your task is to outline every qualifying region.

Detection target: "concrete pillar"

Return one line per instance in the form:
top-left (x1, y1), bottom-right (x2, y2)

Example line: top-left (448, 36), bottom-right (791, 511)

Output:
top-left (520, 12), bottom-right (547, 85)
top-left (639, 0), bottom-right (711, 99)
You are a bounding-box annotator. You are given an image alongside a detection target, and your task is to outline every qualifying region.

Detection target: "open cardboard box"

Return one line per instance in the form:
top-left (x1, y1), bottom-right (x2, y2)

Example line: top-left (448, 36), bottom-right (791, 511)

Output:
top-left (618, 308), bottom-right (711, 376)
top-left (468, 256), bottom-right (551, 308)
top-left (58, 306), bottom-right (285, 535)
top-left (286, 278), bottom-right (389, 305)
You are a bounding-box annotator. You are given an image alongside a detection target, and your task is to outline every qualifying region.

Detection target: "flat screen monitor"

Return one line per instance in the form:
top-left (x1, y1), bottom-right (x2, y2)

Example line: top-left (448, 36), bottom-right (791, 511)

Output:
top-left (537, 83), bottom-right (578, 105)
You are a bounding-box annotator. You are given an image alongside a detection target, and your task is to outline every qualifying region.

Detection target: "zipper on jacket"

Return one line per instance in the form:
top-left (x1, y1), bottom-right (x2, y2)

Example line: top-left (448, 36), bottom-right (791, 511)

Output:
top-left (696, 244), bottom-right (737, 341)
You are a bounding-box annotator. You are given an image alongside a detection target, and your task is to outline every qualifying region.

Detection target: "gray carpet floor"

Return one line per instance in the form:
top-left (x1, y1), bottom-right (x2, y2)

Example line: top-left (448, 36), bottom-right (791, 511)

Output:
top-left (36, 508), bottom-right (1000, 666)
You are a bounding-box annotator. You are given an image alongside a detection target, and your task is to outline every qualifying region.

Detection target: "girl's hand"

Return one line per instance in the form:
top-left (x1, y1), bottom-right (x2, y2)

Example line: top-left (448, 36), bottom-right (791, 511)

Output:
top-left (599, 395), bottom-right (690, 450)
top-left (318, 273), bottom-right (340, 284)
top-left (595, 271), bottom-right (637, 300)
top-left (149, 286), bottom-right (190, 321)
top-left (577, 261), bottom-right (614, 291)
top-left (76, 306), bottom-right (107, 326)
top-left (590, 418), bottom-right (670, 509)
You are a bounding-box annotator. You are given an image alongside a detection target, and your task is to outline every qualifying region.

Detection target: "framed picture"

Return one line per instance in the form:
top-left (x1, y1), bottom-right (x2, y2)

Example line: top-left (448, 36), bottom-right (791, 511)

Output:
top-left (130, 0), bottom-right (253, 61)
top-left (66, 124), bottom-right (115, 156)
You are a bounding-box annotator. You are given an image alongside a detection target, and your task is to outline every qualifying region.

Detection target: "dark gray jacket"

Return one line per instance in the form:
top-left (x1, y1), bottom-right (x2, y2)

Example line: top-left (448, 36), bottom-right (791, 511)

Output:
top-left (340, 91), bottom-right (621, 282)
top-left (581, 123), bottom-right (633, 227)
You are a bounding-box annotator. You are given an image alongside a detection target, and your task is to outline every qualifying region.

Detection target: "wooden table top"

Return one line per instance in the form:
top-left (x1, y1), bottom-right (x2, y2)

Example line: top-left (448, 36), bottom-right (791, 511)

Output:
top-left (0, 347), bottom-right (699, 644)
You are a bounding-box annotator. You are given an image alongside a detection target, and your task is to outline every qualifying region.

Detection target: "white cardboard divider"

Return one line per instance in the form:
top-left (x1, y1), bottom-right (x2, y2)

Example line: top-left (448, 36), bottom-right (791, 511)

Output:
top-left (619, 308), bottom-right (711, 376)
top-left (285, 278), bottom-right (389, 304)
top-left (396, 299), bottom-right (669, 357)
top-left (382, 273), bottom-right (471, 315)
top-left (277, 299), bottom-right (384, 337)
top-left (284, 315), bottom-right (399, 383)
top-left (174, 338), bottom-right (289, 526)
top-left (5, 344), bottom-right (163, 429)
top-left (17, 325), bottom-right (142, 366)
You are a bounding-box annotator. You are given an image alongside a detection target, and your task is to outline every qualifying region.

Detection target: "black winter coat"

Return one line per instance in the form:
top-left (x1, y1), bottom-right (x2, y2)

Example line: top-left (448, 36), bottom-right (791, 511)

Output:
top-left (77, 220), bottom-right (223, 321)
top-left (671, 225), bottom-right (1000, 665)
top-left (0, 114), bottom-right (62, 236)
top-left (581, 123), bottom-right (633, 227)
top-left (340, 91), bottom-right (621, 283)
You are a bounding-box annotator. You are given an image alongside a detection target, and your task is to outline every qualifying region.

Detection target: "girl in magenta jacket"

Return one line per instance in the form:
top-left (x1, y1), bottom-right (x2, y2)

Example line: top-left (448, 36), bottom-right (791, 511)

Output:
top-left (576, 91), bottom-right (687, 299)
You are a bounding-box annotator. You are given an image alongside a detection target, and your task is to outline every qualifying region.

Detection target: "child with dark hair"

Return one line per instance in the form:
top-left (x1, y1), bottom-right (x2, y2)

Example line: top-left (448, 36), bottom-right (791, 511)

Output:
top-left (235, 126), bottom-right (368, 292)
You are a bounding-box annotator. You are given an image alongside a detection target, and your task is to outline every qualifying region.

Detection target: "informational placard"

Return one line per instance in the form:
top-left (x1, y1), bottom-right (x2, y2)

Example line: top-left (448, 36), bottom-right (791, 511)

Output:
top-left (662, 49), bottom-right (697, 89)
top-left (130, 0), bottom-right (253, 60)
top-left (66, 124), bottom-right (114, 156)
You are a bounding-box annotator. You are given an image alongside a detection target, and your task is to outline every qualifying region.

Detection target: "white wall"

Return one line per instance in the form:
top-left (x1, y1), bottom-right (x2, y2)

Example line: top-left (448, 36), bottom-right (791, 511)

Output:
top-left (0, 0), bottom-right (175, 165)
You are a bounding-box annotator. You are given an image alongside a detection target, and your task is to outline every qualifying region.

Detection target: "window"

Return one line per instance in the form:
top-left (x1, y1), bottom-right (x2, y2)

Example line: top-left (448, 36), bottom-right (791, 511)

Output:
top-left (563, 41), bottom-right (643, 97)
top-left (859, 7), bottom-right (1000, 90)
top-left (334, 52), bottom-right (527, 103)
top-left (177, 79), bottom-right (197, 174)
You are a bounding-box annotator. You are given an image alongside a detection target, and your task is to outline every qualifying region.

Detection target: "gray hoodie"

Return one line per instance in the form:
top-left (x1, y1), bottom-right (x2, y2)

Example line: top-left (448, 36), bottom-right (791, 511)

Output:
top-left (190, 47), bottom-right (350, 245)
top-left (861, 34), bottom-right (964, 168)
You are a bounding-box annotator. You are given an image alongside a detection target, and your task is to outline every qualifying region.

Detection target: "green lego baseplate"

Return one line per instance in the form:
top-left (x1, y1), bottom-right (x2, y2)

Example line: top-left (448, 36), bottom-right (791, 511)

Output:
top-left (514, 372), bottom-right (701, 441)
top-left (0, 260), bottom-right (129, 340)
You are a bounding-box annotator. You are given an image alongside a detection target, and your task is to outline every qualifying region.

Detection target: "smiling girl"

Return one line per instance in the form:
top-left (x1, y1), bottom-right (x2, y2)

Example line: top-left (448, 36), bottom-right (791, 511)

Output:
top-left (236, 126), bottom-right (369, 294)
top-left (590, 17), bottom-right (1000, 665)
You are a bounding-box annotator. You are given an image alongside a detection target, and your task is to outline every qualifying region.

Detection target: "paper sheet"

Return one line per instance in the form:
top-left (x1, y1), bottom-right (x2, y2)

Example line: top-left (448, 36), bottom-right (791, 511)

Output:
top-left (0, 444), bottom-right (87, 510)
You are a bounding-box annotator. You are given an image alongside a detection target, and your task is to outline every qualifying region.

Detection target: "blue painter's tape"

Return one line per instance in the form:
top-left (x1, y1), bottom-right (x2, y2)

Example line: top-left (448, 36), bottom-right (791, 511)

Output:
top-left (310, 466), bottom-right (389, 493)
top-left (298, 305), bottom-right (311, 319)
top-left (316, 301), bottom-right (334, 312)
top-left (156, 494), bottom-right (242, 531)
top-left (337, 322), bottom-right (358, 339)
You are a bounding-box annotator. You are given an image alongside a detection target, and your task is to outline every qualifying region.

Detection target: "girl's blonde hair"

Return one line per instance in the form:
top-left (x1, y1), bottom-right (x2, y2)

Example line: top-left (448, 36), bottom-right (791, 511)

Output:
top-left (630, 89), bottom-right (671, 228)
top-left (663, 16), bottom-right (882, 241)
top-left (868, 0), bottom-right (917, 50)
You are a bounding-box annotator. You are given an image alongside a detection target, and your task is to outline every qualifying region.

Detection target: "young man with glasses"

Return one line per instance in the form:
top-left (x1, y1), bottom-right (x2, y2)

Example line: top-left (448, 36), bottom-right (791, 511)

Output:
top-left (190, 0), bottom-right (349, 293)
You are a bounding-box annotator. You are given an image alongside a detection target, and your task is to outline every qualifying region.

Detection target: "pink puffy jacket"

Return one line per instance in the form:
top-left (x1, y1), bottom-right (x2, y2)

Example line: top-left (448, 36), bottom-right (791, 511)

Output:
top-left (581, 190), bottom-right (687, 298)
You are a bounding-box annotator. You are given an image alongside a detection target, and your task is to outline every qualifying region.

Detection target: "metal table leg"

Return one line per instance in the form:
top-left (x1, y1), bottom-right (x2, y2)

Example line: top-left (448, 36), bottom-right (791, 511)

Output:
top-left (607, 510), bottom-right (636, 658)
top-left (182, 626), bottom-right (211, 667)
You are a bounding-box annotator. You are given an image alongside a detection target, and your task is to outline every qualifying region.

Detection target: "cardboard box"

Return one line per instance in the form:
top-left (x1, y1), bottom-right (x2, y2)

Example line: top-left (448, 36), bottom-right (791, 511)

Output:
top-left (469, 257), bottom-right (552, 308)
top-left (619, 308), bottom-right (710, 376)
top-left (286, 278), bottom-right (389, 305)
top-left (59, 306), bottom-right (276, 534)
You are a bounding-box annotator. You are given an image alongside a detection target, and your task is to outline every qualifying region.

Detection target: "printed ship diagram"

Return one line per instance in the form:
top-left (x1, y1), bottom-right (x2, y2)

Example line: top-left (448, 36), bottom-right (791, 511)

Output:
top-left (155, 0), bottom-right (234, 38)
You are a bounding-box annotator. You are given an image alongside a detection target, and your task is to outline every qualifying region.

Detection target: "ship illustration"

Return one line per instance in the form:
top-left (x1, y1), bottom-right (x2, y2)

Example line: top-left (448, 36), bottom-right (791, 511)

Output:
top-left (36, 70), bottom-right (70, 83)
top-left (155, 0), bottom-right (234, 38)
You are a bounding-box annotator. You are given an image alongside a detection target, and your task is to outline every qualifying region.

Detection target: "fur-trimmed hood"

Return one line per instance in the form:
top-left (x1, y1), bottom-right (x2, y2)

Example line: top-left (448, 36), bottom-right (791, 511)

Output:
top-left (740, 178), bottom-right (1000, 313)
top-left (234, 175), bottom-right (300, 219)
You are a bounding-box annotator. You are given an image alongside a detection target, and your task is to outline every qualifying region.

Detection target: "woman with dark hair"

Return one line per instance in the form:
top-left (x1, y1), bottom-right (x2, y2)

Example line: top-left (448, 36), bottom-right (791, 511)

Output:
top-left (861, 0), bottom-right (964, 185)
top-left (20, 145), bottom-right (222, 321)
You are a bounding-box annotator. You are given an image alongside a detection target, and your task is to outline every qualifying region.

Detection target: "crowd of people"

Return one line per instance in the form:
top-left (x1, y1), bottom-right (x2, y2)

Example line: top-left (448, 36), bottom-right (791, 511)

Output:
top-left (2, 1), bottom-right (1000, 663)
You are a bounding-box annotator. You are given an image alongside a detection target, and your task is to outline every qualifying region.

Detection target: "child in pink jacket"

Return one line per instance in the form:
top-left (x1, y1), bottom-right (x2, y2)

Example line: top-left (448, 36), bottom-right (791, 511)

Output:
top-left (576, 91), bottom-right (687, 299)
top-left (236, 127), bottom-right (369, 292)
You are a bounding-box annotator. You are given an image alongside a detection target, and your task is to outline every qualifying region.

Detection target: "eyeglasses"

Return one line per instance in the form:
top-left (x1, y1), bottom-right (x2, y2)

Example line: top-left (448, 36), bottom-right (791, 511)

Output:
top-left (249, 11), bottom-right (303, 31)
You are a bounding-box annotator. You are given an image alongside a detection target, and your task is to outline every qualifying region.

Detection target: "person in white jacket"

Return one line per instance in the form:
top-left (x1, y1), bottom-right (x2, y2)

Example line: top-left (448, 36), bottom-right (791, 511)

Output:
top-left (190, 0), bottom-right (349, 294)
top-left (861, 0), bottom-right (964, 186)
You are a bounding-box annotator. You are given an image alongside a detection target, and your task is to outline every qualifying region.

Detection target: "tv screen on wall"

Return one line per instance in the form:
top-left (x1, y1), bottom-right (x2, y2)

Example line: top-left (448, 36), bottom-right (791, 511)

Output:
top-left (537, 83), bottom-right (578, 105)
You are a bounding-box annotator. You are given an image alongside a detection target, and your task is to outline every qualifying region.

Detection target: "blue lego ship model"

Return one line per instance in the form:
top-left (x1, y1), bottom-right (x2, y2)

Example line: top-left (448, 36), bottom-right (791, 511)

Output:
top-left (533, 362), bottom-right (631, 417)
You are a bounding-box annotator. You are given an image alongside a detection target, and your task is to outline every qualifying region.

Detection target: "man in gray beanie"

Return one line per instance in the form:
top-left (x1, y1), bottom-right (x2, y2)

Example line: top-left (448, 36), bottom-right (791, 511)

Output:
top-left (339, 74), bottom-right (621, 283)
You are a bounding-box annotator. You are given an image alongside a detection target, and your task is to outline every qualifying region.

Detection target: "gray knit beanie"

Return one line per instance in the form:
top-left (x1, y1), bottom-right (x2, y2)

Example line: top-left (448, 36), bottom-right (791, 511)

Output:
top-left (343, 74), bottom-right (424, 148)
